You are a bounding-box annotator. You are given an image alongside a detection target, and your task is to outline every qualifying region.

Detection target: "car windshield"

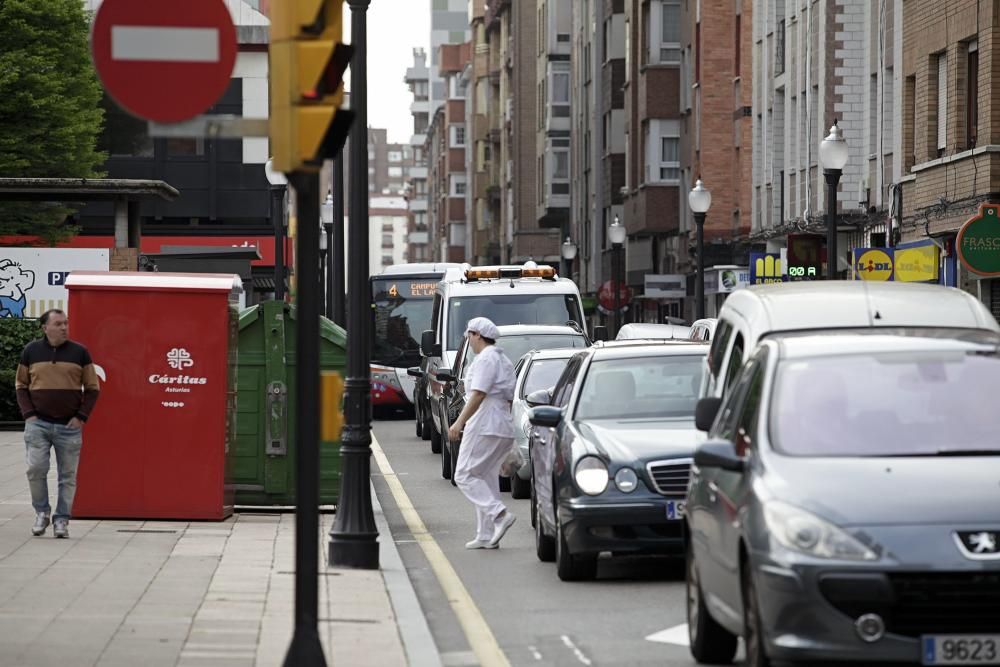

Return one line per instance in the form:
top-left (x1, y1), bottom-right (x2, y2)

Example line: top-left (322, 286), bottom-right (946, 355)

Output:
top-left (447, 294), bottom-right (582, 349)
top-left (771, 351), bottom-right (1000, 456)
top-left (370, 278), bottom-right (438, 368)
top-left (575, 355), bottom-right (705, 420)
top-left (522, 358), bottom-right (571, 398)
top-left (464, 335), bottom-right (586, 377)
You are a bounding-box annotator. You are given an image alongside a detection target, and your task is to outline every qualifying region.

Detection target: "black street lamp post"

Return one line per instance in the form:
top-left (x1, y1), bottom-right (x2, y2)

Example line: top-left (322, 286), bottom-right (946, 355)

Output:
top-left (265, 159), bottom-right (288, 301)
top-left (688, 179), bottom-right (712, 321)
top-left (329, 0), bottom-right (379, 570)
top-left (820, 121), bottom-right (849, 280)
top-left (608, 216), bottom-right (626, 336)
top-left (333, 156), bottom-right (346, 325)
top-left (322, 193), bottom-right (334, 319)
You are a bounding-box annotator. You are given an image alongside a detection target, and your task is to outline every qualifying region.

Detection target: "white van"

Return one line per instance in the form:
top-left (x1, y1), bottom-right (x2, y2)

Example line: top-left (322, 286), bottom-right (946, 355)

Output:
top-left (420, 264), bottom-right (590, 450)
top-left (703, 281), bottom-right (1000, 400)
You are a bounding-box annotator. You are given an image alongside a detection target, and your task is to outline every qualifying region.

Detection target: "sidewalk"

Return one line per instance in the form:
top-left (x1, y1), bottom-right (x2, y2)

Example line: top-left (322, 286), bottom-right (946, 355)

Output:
top-left (0, 430), bottom-right (441, 667)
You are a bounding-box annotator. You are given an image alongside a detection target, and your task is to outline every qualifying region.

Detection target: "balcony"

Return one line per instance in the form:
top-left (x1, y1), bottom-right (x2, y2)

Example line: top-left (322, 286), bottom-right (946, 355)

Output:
top-left (474, 113), bottom-right (489, 139)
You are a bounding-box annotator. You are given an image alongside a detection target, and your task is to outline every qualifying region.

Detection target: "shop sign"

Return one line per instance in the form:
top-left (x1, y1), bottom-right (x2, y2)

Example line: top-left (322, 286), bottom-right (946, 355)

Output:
top-left (644, 274), bottom-right (686, 298)
top-left (704, 267), bottom-right (749, 294)
top-left (894, 242), bottom-right (939, 282)
top-left (853, 248), bottom-right (894, 281)
top-left (957, 203), bottom-right (1000, 276)
top-left (750, 253), bottom-right (786, 285)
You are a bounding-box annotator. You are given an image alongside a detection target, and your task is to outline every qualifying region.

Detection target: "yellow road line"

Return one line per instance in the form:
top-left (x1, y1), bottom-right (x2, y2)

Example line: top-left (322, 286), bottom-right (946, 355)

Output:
top-left (371, 434), bottom-right (510, 667)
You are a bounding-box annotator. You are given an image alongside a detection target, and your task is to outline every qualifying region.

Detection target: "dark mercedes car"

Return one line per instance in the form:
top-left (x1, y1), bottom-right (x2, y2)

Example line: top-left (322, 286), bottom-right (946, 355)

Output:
top-left (527, 340), bottom-right (708, 581)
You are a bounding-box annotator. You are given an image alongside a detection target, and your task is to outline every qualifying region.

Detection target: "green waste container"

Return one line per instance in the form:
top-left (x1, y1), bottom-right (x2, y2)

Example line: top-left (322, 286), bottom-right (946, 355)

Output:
top-left (234, 300), bottom-right (347, 506)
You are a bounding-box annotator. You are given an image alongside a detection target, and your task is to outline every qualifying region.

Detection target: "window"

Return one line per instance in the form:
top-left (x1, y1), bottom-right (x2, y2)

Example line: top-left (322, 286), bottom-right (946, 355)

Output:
top-left (550, 64), bottom-right (571, 118)
top-left (735, 13), bottom-right (741, 74)
top-left (656, 1), bottom-right (681, 65)
top-left (775, 21), bottom-right (785, 75)
top-left (625, 18), bottom-right (631, 82)
top-left (553, 150), bottom-right (569, 179)
top-left (695, 22), bottom-right (701, 83)
top-left (450, 175), bottom-right (467, 196)
top-left (450, 125), bottom-right (466, 147)
top-left (967, 40), bottom-right (979, 149)
top-left (646, 120), bottom-right (680, 183)
top-left (388, 167), bottom-right (403, 178)
top-left (936, 52), bottom-right (947, 154)
top-left (904, 75), bottom-right (916, 169)
top-left (388, 151), bottom-right (402, 162)
top-left (722, 334), bottom-right (745, 397)
top-left (381, 233), bottom-right (393, 246)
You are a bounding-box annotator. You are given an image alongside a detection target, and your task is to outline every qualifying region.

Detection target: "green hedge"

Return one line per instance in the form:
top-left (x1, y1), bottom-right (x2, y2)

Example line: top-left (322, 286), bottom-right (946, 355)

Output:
top-left (0, 319), bottom-right (43, 422)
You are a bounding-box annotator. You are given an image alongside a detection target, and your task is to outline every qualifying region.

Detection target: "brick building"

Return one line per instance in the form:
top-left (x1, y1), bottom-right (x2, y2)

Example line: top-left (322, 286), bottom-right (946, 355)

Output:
top-left (899, 0), bottom-right (1000, 311)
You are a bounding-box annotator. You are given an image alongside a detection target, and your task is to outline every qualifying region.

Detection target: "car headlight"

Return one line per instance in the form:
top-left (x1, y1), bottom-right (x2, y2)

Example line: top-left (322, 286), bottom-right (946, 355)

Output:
top-left (763, 501), bottom-right (877, 561)
top-left (614, 467), bottom-right (638, 493)
top-left (574, 456), bottom-right (609, 495)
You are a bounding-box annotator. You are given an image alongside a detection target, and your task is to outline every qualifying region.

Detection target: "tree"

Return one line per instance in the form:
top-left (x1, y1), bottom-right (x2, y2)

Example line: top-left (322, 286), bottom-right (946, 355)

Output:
top-left (0, 0), bottom-right (106, 243)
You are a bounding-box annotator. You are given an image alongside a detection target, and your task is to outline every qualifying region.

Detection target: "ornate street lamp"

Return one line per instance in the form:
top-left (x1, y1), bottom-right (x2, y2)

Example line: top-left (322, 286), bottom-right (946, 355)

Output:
top-left (561, 235), bottom-right (577, 280)
top-left (608, 217), bottom-right (627, 335)
top-left (321, 193), bottom-right (334, 319)
top-left (820, 120), bottom-right (849, 280)
top-left (688, 179), bottom-right (712, 320)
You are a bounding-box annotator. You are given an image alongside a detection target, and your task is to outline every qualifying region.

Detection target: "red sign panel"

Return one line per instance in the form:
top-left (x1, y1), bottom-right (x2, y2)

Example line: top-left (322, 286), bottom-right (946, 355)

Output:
top-left (91, 0), bottom-right (237, 123)
top-left (598, 280), bottom-right (633, 312)
top-left (0, 235), bottom-right (290, 268)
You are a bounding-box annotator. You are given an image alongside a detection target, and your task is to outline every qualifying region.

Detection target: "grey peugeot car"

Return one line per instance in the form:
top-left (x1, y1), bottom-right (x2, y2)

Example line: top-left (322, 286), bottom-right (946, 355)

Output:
top-left (686, 329), bottom-right (1000, 667)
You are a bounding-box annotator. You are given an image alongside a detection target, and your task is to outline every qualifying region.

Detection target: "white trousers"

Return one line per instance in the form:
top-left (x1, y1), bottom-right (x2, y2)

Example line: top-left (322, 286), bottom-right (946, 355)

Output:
top-left (454, 433), bottom-right (513, 540)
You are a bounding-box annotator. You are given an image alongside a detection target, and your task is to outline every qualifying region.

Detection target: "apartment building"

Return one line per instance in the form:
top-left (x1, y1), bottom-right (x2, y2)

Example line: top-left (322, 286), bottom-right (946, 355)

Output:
top-left (367, 129), bottom-right (414, 197)
top-left (900, 0), bottom-right (1000, 310)
top-left (405, 49), bottom-right (431, 263)
top-left (430, 0), bottom-right (472, 112)
top-left (571, 1), bottom-right (627, 299)
top-left (679, 0), bottom-right (753, 318)
top-left (620, 0), bottom-right (683, 313)
top-left (751, 0), bottom-right (901, 276)
top-left (425, 43), bottom-right (472, 263)
top-left (488, 0), bottom-right (516, 262)
top-left (369, 196), bottom-right (409, 273)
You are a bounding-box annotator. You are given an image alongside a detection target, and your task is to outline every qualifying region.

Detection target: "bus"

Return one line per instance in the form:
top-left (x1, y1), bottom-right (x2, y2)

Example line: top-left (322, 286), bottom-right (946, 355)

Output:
top-left (369, 263), bottom-right (463, 413)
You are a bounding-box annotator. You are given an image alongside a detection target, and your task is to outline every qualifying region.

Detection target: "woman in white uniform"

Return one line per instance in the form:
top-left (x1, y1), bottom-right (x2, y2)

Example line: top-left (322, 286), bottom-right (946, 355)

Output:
top-left (448, 317), bottom-right (518, 549)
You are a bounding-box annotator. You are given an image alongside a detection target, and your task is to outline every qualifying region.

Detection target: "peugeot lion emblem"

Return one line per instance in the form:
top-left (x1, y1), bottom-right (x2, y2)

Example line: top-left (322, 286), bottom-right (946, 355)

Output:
top-left (954, 530), bottom-right (1000, 560)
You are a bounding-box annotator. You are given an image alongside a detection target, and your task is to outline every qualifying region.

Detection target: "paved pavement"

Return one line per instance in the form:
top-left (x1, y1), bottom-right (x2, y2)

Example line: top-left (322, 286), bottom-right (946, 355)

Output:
top-left (0, 429), bottom-right (440, 667)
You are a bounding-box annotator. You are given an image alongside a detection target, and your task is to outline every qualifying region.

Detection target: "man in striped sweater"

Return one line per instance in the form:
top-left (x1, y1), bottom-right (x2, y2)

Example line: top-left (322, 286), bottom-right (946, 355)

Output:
top-left (15, 309), bottom-right (100, 538)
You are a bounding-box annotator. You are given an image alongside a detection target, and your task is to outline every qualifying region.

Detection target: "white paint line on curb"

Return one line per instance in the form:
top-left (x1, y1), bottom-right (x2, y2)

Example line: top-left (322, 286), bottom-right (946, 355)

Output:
top-left (371, 433), bottom-right (510, 667)
top-left (645, 623), bottom-right (690, 646)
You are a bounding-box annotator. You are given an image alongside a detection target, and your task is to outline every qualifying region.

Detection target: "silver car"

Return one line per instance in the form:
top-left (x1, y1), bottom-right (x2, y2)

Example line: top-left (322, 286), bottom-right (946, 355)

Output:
top-left (510, 348), bottom-right (577, 498)
top-left (686, 329), bottom-right (1000, 666)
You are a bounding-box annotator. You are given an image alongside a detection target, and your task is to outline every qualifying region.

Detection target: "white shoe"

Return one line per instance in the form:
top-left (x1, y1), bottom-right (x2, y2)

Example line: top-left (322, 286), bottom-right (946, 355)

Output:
top-left (489, 512), bottom-right (517, 547)
top-left (465, 539), bottom-right (498, 550)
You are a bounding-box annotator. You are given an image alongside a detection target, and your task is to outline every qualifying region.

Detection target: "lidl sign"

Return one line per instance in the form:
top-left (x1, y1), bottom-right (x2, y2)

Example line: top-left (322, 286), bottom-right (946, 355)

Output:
top-left (853, 248), bottom-right (894, 281)
top-left (894, 243), bottom-right (939, 282)
top-left (957, 203), bottom-right (1000, 276)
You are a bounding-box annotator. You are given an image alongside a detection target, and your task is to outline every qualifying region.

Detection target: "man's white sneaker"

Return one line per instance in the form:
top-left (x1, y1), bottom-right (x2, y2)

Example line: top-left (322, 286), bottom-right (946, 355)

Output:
top-left (53, 519), bottom-right (69, 539)
top-left (489, 512), bottom-right (516, 547)
top-left (465, 539), bottom-right (498, 550)
top-left (31, 513), bottom-right (50, 537)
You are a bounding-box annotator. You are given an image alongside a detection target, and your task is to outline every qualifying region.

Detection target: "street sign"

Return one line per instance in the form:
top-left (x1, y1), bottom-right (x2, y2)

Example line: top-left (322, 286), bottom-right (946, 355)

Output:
top-left (957, 203), bottom-right (1000, 276)
top-left (598, 280), bottom-right (632, 312)
top-left (91, 0), bottom-right (237, 124)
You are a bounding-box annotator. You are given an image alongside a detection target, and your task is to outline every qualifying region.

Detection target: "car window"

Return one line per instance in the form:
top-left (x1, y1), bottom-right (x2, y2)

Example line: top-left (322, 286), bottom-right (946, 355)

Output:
top-left (734, 357), bottom-right (766, 456)
top-left (497, 333), bottom-right (587, 363)
top-left (707, 320), bottom-right (733, 385)
top-left (575, 354), bottom-right (705, 420)
top-left (431, 293), bottom-right (442, 338)
top-left (459, 340), bottom-right (475, 379)
top-left (713, 356), bottom-right (760, 442)
top-left (721, 333), bottom-right (745, 397)
top-left (552, 356), bottom-right (583, 407)
top-left (521, 358), bottom-right (571, 399)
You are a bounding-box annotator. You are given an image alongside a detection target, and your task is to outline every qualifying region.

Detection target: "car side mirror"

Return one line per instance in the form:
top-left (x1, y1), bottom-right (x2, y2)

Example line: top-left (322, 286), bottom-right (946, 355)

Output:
top-left (695, 397), bottom-right (723, 432)
top-left (528, 406), bottom-right (563, 428)
top-left (694, 439), bottom-right (745, 473)
top-left (407, 366), bottom-right (423, 378)
top-left (435, 367), bottom-right (456, 383)
top-left (592, 325), bottom-right (609, 342)
top-left (525, 388), bottom-right (551, 407)
top-left (421, 330), bottom-right (441, 357)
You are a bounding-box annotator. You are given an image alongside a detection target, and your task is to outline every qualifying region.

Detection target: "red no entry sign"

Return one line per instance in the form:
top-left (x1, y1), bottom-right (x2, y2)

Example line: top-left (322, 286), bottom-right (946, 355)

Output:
top-left (91, 0), bottom-right (237, 124)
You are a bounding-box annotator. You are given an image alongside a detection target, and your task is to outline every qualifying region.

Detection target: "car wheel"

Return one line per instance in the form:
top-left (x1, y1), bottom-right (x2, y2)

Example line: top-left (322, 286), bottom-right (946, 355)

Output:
top-left (529, 478), bottom-right (537, 528)
top-left (510, 472), bottom-right (530, 499)
top-left (499, 475), bottom-right (511, 493)
top-left (534, 492), bottom-right (555, 562)
top-left (686, 540), bottom-right (737, 664)
top-left (430, 423), bottom-right (442, 454)
top-left (555, 511), bottom-right (596, 581)
top-left (742, 557), bottom-right (771, 667)
top-left (422, 410), bottom-right (433, 442)
top-left (415, 406), bottom-right (423, 438)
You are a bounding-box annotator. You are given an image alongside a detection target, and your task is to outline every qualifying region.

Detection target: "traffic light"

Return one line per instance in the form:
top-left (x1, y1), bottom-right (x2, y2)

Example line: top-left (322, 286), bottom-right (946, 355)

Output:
top-left (321, 370), bottom-right (345, 442)
top-left (269, 0), bottom-right (354, 173)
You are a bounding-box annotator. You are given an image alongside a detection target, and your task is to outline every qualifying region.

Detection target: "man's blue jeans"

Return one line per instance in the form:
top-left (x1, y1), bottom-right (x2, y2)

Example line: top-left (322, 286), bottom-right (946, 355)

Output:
top-left (24, 420), bottom-right (83, 521)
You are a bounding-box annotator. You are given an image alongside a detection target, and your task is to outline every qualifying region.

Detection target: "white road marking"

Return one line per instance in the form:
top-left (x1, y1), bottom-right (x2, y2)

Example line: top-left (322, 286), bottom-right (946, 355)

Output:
top-left (111, 26), bottom-right (220, 63)
top-left (528, 645), bottom-right (543, 660)
top-left (645, 623), bottom-right (690, 646)
top-left (560, 635), bottom-right (593, 665)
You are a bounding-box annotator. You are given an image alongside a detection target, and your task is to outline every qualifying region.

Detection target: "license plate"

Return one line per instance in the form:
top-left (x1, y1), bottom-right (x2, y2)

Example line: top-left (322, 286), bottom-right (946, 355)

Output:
top-left (665, 500), bottom-right (686, 520)
top-left (923, 636), bottom-right (1000, 665)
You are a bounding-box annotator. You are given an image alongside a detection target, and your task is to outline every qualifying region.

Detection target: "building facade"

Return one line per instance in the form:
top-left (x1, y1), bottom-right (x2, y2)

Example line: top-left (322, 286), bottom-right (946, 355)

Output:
top-left (620, 0), bottom-right (683, 320)
top-left (405, 49), bottom-right (431, 262)
top-left (367, 129), bottom-right (415, 197)
top-left (750, 0), bottom-right (901, 278)
top-left (369, 197), bottom-right (409, 273)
